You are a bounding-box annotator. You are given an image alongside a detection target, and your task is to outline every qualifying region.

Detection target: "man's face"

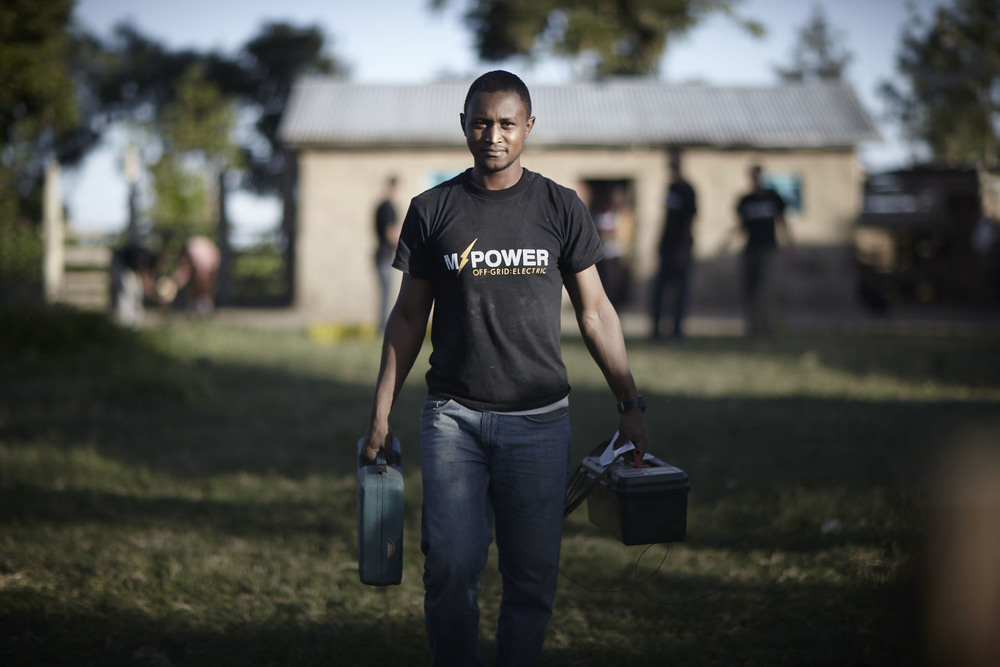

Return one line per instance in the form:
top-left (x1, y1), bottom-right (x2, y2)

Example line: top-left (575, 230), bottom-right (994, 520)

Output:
top-left (461, 90), bottom-right (534, 176)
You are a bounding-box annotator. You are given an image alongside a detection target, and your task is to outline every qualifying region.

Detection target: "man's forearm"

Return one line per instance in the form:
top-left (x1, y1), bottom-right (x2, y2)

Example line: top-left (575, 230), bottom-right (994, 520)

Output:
top-left (370, 310), bottom-right (427, 425)
top-left (577, 301), bottom-right (638, 401)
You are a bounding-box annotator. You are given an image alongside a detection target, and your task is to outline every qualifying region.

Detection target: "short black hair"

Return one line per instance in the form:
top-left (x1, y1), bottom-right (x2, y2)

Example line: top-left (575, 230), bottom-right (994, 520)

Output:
top-left (463, 70), bottom-right (532, 117)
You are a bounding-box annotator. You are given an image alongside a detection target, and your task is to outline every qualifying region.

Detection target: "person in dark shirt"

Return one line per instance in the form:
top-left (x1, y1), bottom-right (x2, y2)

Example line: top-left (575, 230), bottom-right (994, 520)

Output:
top-left (650, 149), bottom-right (697, 339)
top-left (734, 164), bottom-right (792, 337)
top-left (374, 176), bottom-right (400, 331)
top-left (360, 70), bottom-right (649, 667)
top-left (110, 242), bottom-right (163, 327)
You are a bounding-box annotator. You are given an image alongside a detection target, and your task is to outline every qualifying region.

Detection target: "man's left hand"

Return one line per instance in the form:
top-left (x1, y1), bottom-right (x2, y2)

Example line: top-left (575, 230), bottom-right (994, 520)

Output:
top-left (614, 409), bottom-right (649, 457)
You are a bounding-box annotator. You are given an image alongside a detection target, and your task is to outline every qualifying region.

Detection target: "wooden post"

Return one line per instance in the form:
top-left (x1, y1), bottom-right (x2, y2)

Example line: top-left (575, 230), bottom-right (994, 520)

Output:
top-left (42, 160), bottom-right (64, 303)
top-left (215, 168), bottom-right (232, 305)
top-left (282, 149), bottom-right (297, 305)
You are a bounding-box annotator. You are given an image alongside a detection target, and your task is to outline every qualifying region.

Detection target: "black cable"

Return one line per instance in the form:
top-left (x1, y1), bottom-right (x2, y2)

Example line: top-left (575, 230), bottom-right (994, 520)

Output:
top-left (563, 439), bottom-right (616, 518)
top-left (558, 543), bottom-right (666, 594)
top-left (561, 440), bottom-right (725, 606)
top-left (559, 542), bottom-right (728, 607)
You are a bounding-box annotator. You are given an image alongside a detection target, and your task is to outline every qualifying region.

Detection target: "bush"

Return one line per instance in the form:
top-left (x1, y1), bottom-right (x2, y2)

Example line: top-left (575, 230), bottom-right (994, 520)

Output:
top-left (0, 219), bottom-right (43, 302)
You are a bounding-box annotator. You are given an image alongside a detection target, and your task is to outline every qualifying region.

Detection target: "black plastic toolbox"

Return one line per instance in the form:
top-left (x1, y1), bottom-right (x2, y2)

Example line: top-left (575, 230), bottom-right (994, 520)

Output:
top-left (581, 453), bottom-right (689, 545)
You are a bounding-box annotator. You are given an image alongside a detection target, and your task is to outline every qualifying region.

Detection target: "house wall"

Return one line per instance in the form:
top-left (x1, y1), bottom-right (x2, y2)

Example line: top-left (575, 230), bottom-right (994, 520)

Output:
top-left (296, 148), bottom-right (470, 322)
top-left (680, 148), bottom-right (867, 309)
top-left (294, 144), bottom-right (866, 324)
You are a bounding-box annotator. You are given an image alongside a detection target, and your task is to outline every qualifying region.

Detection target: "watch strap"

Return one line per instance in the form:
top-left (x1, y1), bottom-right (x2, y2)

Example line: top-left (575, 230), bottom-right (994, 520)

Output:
top-left (617, 395), bottom-right (646, 414)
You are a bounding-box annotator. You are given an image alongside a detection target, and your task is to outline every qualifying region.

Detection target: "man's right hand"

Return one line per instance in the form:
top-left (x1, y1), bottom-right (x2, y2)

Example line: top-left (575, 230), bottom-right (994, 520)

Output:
top-left (362, 425), bottom-right (393, 464)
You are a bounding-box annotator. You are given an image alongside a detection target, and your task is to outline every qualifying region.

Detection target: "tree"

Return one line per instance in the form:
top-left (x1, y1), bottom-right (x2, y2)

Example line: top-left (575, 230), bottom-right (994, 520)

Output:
top-left (79, 21), bottom-right (345, 198)
top-left (431, 0), bottom-right (763, 77)
top-left (146, 65), bottom-right (240, 244)
top-left (0, 0), bottom-right (89, 292)
top-left (232, 22), bottom-right (345, 195)
top-left (774, 5), bottom-right (852, 83)
top-left (880, 0), bottom-right (1000, 166)
top-left (0, 0), bottom-right (81, 222)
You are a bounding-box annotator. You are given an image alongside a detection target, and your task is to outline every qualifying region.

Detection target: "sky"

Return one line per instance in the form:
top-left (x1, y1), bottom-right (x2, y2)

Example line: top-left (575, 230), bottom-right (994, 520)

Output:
top-left (66, 0), bottom-right (946, 235)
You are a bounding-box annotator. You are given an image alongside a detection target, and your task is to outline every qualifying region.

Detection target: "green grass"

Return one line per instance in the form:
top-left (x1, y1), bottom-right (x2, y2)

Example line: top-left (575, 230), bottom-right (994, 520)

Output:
top-left (2, 304), bottom-right (999, 665)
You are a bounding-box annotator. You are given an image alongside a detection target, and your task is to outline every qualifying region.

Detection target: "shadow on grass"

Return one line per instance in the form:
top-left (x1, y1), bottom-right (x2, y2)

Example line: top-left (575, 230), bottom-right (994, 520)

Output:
top-left (624, 330), bottom-right (1000, 391)
top-left (3, 306), bottom-right (993, 665)
top-left (0, 573), bottom-right (923, 667)
top-left (1, 597), bottom-right (431, 666)
top-left (0, 484), bottom-right (360, 538)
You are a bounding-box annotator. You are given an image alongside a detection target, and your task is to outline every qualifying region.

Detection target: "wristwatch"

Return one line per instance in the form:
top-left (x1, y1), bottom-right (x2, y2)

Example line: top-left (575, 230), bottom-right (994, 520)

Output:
top-left (616, 395), bottom-right (646, 414)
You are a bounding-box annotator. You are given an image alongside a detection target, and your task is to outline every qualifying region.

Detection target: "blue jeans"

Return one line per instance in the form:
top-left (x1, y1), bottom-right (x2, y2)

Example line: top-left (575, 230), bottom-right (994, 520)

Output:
top-left (742, 247), bottom-right (778, 337)
top-left (650, 247), bottom-right (693, 338)
top-left (375, 254), bottom-right (395, 332)
top-left (419, 398), bottom-right (572, 667)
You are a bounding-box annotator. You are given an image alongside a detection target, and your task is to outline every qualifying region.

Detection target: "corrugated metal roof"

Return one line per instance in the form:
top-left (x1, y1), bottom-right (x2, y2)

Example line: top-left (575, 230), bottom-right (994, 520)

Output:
top-left (279, 76), bottom-right (880, 149)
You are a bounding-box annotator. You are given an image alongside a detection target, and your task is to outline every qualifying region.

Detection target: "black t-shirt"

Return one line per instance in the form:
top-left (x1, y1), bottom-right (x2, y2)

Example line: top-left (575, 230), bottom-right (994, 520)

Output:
top-left (659, 178), bottom-right (697, 255)
top-left (114, 244), bottom-right (157, 272)
top-left (394, 168), bottom-right (605, 411)
top-left (736, 188), bottom-right (786, 250)
top-left (375, 199), bottom-right (398, 259)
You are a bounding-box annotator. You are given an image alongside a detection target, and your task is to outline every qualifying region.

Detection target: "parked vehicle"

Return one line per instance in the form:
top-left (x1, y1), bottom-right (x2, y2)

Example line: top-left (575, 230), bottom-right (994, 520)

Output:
top-left (853, 167), bottom-right (995, 311)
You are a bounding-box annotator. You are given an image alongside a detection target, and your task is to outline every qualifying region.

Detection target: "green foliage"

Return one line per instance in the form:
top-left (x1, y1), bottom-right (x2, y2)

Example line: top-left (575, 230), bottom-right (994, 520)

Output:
top-left (0, 0), bottom-right (81, 224)
top-left (78, 21), bottom-right (344, 198)
top-left (0, 0), bottom-right (78, 136)
top-left (774, 5), bottom-right (852, 83)
top-left (230, 243), bottom-right (288, 303)
top-left (881, 0), bottom-right (1000, 165)
top-left (2, 310), bottom-right (998, 664)
top-left (0, 166), bottom-right (42, 295)
top-left (158, 66), bottom-right (242, 166)
top-left (147, 157), bottom-right (210, 241)
top-left (236, 22), bottom-right (344, 195)
top-left (0, 215), bottom-right (42, 298)
top-left (435, 0), bottom-right (762, 77)
top-left (146, 65), bottom-right (240, 242)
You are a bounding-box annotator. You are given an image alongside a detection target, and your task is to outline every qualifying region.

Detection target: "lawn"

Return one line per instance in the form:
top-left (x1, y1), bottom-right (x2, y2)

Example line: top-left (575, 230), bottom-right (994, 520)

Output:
top-left (1, 305), bottom-right (998, 666)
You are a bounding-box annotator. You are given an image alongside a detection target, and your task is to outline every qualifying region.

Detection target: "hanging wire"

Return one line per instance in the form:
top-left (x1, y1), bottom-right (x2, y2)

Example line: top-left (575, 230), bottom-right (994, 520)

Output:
top-left (559, 543), bottom-right (727, 607)
top-left (561, 441), bottom-right (725, 606)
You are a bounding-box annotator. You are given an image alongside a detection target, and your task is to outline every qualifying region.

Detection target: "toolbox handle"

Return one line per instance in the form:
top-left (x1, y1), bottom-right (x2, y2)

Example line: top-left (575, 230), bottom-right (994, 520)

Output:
top-left (359, 444), bottom-right (398, 470)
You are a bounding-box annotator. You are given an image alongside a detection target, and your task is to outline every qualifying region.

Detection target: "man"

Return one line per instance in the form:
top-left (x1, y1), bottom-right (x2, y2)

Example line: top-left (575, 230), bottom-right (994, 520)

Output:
top-left (734, 164), bottom-right (792, 337)
top-left (374, 176), bottom-right (401, 331)
top-left (650, 149), bottom-right (697, 339)
top-left (110, 241), bottom-right (163, 328)
top-left (361, 70), bottom-right (649, 666)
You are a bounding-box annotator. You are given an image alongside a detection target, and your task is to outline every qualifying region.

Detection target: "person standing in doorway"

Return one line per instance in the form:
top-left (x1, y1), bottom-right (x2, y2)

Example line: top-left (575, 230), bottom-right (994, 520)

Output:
top-left (374, 176), bottom-right (401, 331)
top-left (650, 149), bottom-right (697, 339)
top-left (360, 70), bottom-right (649, 667)
top-left (734, 164), bottom-right (791, 337)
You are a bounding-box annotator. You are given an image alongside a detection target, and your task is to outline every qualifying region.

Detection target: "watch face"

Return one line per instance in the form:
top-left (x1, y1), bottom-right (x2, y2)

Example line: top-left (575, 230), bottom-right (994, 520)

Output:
top-left (618, 396), bottom-right (645, 413)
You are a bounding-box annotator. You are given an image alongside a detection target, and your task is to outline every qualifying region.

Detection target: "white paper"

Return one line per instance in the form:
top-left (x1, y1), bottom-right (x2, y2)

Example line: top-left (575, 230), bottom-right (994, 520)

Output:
top-left (599, 431), bottom-right (635, 466)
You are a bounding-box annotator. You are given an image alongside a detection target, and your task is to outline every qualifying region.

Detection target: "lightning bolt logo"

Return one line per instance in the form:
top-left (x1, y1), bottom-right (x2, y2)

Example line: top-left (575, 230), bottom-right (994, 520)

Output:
top-left (458, 238), bottom-right (478, 274)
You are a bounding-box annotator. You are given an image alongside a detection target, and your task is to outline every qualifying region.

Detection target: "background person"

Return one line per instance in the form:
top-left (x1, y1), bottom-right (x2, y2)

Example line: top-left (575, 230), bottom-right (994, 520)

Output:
top-left (650, 149), bottom-right (697, 339)
top-left (171, 235), bottom-right (221, 314)
top-left (110, 241), bottom-right (164, 328)
top-left (360, 70), bottom-right (649, 667)
top-left (733, 164), bottom-right (791, 337)
top-left (374, 176), bottom-right (401, 331)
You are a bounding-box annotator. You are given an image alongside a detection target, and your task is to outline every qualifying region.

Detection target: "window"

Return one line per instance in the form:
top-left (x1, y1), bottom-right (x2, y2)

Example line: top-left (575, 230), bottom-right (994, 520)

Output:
top-left (426, 169), bottom-right (464, 189)
top-left (763, 172), bottom-right (803, 213)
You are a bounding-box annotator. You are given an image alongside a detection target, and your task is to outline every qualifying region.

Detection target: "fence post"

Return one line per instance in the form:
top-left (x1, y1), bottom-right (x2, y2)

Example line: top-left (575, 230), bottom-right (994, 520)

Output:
top-left (42, 160), bottom-right (64, 303)
top-left (216, 168), bottom-right (232, 305)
